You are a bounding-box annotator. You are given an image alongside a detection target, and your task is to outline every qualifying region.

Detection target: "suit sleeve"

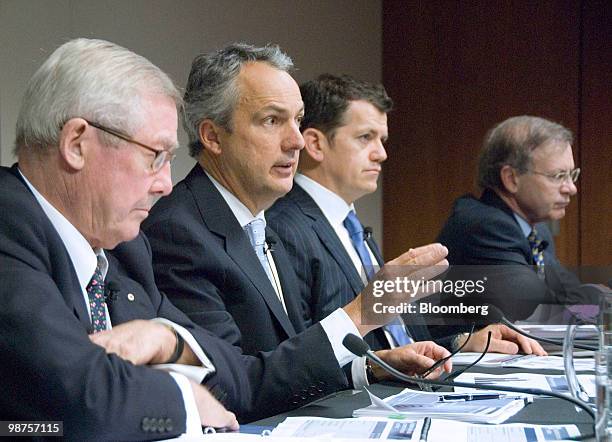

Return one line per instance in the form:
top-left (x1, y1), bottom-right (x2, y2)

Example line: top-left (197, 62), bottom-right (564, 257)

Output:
top-left (143, 213), bottom-right (349, 423)
top-left (438, 211), bottom-right (597, 321)
top-left (0, 246), bottom-right (188, 440)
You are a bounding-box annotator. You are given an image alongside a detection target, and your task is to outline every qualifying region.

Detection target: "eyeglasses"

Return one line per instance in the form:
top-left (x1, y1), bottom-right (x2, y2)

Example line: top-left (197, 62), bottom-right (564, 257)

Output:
top-left (420, 323), bottom-right (475, 379)
top-left (530, 168), bottom-right (580, 184)
top-left (85, 119), bottom-right (176, 173)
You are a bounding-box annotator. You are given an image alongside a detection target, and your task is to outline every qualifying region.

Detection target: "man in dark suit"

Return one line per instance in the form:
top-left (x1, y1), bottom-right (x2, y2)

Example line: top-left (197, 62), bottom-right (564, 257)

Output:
top-left (0, 38), bottom-right (243, 439)
top-left (267, 75), bottom-right (544, 378)
top-left (144, 44), bottom-right (452, 393)
top-left (437, 115), bottom-right (600, 322)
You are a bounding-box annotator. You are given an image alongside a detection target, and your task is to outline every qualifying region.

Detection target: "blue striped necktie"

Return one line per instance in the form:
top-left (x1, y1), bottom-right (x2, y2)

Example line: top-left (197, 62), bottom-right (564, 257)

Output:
top-left (244, 219), bottom-right (275, 287)
top-left (343, 210), bottom-right (413, 346)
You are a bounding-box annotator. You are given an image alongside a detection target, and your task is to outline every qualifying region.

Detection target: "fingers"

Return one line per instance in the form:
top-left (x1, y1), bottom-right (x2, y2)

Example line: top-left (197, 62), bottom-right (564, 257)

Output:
top-left (513, 333), bottom-right (534, 355)
top-left (518, 336), bottom-right (547, 356)
top-left (496, 324), bottom-right (547, 356)
top-left (389, 243), bottom-right (448, 267)
top-left (220, 412), bottom-right (239, 431)
top-left (487, 338), bottom-right (519, 355)
top-left (193, 383), bottom-right (240, 431)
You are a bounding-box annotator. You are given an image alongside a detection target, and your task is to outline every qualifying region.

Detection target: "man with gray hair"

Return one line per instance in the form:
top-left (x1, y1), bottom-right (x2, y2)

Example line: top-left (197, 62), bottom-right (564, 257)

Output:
top-left (144, 43), bottom-right (451, 409)
top-left (0, 37), bottom-right (278, 439)
top-left (437, 115), bottom-right (598, 322)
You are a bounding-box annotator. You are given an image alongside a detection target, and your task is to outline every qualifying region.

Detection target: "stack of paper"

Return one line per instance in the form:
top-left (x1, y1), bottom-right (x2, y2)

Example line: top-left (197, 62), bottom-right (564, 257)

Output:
top-left (517, 324), bottom-right (598, 340)
top-left (452, 372), bottom-right (596, 398)
top-left (269, 417), bottom-right (580, 441)
top-left (351, 388), bottom-right (529, 424)
top-left (450, 353), bottom-right (595, 371)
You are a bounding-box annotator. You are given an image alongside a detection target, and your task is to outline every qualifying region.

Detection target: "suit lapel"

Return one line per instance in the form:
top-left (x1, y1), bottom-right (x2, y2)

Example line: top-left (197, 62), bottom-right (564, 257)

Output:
top-left (480, 188), bottom-right (533, 261)
top-left (289, 185), bottom-right (365, 297)
top-left (185, 166), bottom-right (297, 337)
top-left (267, 229), bottom-right (304, 334)
top-left (10, 165), bottom-right (93, 330)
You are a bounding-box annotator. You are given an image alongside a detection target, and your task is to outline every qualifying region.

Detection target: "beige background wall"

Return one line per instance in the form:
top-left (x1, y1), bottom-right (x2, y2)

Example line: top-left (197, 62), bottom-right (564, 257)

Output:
top-left (0, 0), bottom-right (385, 245)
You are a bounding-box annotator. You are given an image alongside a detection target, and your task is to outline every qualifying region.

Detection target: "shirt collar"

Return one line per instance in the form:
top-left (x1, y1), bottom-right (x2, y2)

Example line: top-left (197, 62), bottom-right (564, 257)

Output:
top-left (513, 212), bottom-right (533, 238)
top-left (294, 173), bottom-right (355, 227)
top-left (18, 168), bottom-right (108, 292)
top-left (205, 171), bottom-right (266, 228)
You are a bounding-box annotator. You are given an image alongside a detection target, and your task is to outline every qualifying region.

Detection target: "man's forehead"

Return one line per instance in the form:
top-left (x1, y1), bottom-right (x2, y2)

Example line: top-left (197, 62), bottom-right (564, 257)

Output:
top-left (236, 62), bottom-right (301, 106)
top-left (341, 100), bottom-right (388, 129)
top-left (531, 141), bottom-right (573, 167)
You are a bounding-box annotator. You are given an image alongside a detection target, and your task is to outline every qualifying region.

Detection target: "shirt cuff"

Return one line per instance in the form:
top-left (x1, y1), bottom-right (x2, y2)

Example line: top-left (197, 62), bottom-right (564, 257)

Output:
top-left (351, 356), bottom-right (369, 389)
top-left (319, 308), bottom-right (362, 367)
top-left (152, 318), bottom-right (215, 383)
top-left (168, 372), bottom-right (203, 438)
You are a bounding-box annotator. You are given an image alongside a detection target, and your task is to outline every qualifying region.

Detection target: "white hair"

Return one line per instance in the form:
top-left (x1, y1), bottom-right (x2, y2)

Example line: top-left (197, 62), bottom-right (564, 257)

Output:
top-left (15, 38), bottom-right (181, 154)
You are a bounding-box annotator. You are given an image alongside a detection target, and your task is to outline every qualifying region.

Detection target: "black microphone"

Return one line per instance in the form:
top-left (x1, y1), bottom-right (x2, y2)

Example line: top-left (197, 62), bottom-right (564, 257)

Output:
top-left (105, 280), bottom-right (121, 306)
top-left (342, 333), bottom-right (594, 419)
top-left (537, 240), bottom-right (549, 253)
top-left (483, 304), bottom-right (596, 351)
top-left (265, 236), bottom-right (277, 253)
top-left (363, 227), bottom-right (373, 240)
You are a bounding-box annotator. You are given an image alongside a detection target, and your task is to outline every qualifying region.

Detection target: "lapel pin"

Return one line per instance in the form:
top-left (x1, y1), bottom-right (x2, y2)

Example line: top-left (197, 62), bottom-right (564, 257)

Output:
top-left (127, 293), bottom-right (135, 302)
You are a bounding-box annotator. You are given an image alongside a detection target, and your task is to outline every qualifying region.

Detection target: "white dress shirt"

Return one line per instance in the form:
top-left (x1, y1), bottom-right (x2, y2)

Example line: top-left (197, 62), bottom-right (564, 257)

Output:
top-left (20, 170), bottom-right (208, 437)
top-left (295, 174), bottom-right (405, 386)
top-left (207, 172), bottom-right (361, 368)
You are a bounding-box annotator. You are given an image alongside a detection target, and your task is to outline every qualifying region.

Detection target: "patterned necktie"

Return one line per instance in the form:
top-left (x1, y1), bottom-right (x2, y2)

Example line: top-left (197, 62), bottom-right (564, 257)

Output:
top-left (86, 256), bottom-right (107, 333)
top-left (343, 210), bottom-right (413, 346)
top-left (528, 228), bottom-right (546, 280)
top-left (244, 219), bottom-right (276, 288)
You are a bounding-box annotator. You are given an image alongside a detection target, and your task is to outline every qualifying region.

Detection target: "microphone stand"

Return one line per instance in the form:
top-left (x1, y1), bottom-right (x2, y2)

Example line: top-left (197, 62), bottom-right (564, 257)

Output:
top-left (343, 334), bottom-right (595, 420)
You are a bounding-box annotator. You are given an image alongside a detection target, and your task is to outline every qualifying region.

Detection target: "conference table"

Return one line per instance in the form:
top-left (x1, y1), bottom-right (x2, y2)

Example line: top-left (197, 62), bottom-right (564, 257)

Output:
top-left (251, 363), bottom-right (596, 438)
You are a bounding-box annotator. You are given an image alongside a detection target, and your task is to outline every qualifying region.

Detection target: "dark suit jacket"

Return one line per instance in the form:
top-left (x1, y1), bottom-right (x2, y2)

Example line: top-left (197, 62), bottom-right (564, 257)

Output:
top-left (267, 184), bottom-right (447, 351)
top-left (436, 188), bottom-right (598, 322)
top-left (0, 165), bottom-right (260, 440)
top-left (143, 166), bottom-right (348, 417)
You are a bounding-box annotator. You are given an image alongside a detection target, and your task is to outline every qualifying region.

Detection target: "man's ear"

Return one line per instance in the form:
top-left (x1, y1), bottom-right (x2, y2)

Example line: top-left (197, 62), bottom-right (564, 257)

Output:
top-left (302, 128), bottom-right (328, 163)
top-left (500, 165), bottom-right (520, 194)
top-left (58, 118), bottom-right (89, 171)
top-left (198, 119), bottom-right (223, 155)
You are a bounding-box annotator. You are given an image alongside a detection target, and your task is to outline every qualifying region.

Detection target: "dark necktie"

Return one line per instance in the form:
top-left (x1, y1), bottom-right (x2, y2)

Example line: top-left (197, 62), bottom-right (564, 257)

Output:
top-left (528, 228), bottom-right (546, 280)
top-left (86, 256), bottom-right (107, 333)
top-left (343, 210), bottom-right (413, 346)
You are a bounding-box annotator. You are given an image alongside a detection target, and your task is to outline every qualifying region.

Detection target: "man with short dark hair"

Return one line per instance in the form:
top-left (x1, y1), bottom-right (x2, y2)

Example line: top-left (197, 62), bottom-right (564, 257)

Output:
top-left (268, 76), bottom-right (545, 381)
top-left (437, 115), bottom-right (599, 321)
top-left (144, 44), bottom-right (452, 402)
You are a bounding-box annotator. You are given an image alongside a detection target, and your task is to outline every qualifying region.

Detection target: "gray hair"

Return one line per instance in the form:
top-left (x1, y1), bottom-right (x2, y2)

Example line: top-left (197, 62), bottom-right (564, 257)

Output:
top-left (183, 43), bottom-right (293, 158)
top-left (15, 38), bottom-right (181, 155)
top-left (478, 115), bottom-right (573, 190)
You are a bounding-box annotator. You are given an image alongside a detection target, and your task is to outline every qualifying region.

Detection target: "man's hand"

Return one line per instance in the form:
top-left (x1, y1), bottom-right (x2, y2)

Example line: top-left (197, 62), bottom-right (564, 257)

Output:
top-left (371, 341), bottom-right (452, 381)
top-left (459, 324), bottom-right (547, 356)
top-left (190, 381), bottom-right (239, 431)
top-left (344, 243), bottom-right (449, 336)
top-left (89, 320), bottom-right (198, 365)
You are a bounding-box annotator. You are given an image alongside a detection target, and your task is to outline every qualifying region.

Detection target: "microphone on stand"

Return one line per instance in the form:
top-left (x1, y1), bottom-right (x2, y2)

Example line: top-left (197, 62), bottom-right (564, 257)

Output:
top-left (105, 280), bottom-right (121, 307)
top-left (342, 333), bottom-right (594, 420)
top-left (265, 235), bottom-right (277, 253)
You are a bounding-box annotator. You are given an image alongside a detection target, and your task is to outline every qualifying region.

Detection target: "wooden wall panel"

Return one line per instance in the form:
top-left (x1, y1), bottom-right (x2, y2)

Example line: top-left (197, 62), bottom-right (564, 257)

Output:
top-left (580, 0), bottom-right (612, 265)
top-left (382, 0), bottom-right (589, 266)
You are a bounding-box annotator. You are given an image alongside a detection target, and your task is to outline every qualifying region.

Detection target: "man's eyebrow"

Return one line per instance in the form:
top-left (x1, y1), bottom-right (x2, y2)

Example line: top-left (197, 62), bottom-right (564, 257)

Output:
top-left (257, 104), bottom-right (305, 116)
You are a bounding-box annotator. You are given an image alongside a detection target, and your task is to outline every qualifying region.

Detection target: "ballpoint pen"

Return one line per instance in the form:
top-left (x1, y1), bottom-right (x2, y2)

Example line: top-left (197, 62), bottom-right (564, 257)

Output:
top-left (438, 393), bottom-right (524, 402)
top-left (419, 417), bottom-right (431, 442)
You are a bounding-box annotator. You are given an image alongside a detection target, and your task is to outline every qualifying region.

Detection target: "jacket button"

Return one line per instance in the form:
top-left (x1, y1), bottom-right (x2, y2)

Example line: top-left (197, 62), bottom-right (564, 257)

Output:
top-left (164, 418), bottom-right (173, 432)
top-left (141, 417), bottom-right (151, 432)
